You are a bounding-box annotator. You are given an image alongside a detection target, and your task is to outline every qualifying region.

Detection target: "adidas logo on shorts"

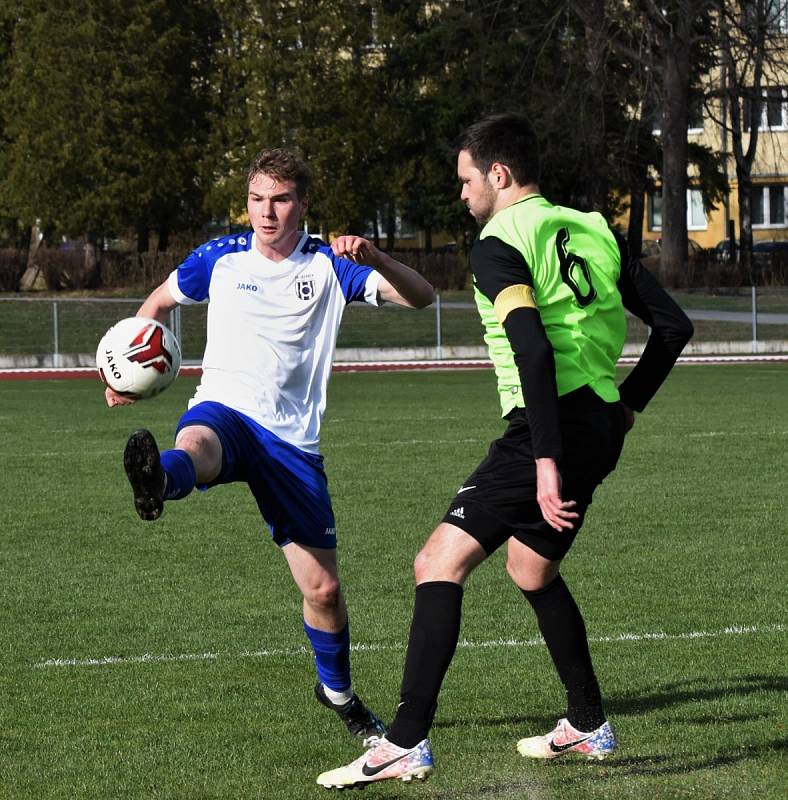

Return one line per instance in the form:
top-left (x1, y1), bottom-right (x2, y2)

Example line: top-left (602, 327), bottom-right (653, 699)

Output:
top-left (449, 507), bottom-right (465, 520)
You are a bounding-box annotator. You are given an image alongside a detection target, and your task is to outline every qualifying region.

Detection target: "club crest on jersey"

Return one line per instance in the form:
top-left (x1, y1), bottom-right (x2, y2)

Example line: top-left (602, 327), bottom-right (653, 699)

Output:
top-left (295, 277), bottom-right (315, 301)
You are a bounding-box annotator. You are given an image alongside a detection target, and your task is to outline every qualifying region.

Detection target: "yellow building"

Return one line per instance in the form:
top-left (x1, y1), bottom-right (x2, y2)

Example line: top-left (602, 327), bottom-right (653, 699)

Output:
top-left (644, 67), bottom-right (788, 252)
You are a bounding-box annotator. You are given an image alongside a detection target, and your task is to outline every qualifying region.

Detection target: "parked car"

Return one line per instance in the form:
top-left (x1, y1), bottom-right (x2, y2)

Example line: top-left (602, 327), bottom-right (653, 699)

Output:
top-left (752, 239), bottom-right (788, 254)
top-left (712, 239), bottom-right (788, 254)
top-left (752, 240), bottom-right (788, 268)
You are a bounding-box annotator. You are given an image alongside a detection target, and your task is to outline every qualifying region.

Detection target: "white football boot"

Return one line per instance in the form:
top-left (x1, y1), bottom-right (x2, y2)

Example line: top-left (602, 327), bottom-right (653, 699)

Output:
top-left (317, 736), bottom-right (434, 789)
top-left (517, 718), bottom-right (616, 760)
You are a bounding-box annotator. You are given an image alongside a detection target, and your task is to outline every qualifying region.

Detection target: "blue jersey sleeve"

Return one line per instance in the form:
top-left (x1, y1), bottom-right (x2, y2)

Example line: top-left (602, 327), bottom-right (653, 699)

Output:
top-left (306, 240), bottom-right (374, 303)
top-left (174, 247), bottom-right (211, 302)
top-left (332, 255), bottom-right (374, 303)
top-left (171, 232), bottom-right (254, 303)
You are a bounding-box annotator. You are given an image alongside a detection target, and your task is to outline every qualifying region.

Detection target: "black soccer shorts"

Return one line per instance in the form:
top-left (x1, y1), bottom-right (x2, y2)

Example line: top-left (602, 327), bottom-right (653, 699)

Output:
top-left (442, 385), bottom-right (627, 562)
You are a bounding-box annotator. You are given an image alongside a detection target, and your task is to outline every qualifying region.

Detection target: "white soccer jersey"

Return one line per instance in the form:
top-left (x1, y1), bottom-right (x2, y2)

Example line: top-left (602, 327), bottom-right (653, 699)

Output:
top-left (167, 231), bottom-right (382, 453)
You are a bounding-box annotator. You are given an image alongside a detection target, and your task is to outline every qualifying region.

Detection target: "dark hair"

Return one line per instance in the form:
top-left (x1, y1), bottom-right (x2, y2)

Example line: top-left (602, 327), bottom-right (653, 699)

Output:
top-left (456, 113), bottom-right (540, 186)
top-left (247, 148), bottom-right (311, 198)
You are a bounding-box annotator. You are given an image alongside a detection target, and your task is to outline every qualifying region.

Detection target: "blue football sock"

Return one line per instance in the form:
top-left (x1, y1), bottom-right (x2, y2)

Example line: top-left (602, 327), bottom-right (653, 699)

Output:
top-left (160, 449), bottom-right (196, 500)
top-left (304, 620), bottom-right (351, 692)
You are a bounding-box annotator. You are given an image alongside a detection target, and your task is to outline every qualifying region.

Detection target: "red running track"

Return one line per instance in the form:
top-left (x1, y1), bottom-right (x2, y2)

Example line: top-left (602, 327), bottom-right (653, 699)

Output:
top-left (1, 354), bottom-right (787, 382)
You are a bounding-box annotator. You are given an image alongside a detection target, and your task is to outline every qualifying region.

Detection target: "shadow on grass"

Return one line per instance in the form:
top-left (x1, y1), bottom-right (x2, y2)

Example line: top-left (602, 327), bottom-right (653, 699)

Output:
top-left (549, 738), bottom-right (788, 780)
top-left (421, 741), bottom-right (788, 800)
top-left (433, 674), bottom-right (784, 735)
top-left (606, 673), bottom-right (788, 717)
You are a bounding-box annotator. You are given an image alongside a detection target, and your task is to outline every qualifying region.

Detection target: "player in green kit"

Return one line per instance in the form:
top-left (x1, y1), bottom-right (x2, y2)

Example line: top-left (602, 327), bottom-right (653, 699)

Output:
top-left (317, 113), bottom-right (693, 788)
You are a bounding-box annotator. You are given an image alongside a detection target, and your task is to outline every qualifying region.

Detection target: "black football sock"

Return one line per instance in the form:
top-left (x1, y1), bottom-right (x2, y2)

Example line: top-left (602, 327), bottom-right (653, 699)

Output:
top-left (521, 575), bottom-right (606, 732)
top-left (386, 581), bottom-right (464, 748)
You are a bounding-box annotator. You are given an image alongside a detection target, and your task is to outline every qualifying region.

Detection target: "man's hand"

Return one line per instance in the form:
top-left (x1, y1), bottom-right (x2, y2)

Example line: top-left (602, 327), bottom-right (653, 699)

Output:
top-left (332, 234), bottom-right (434, 308)
top-left (105, 386), bottom-right (136, 407)
top-left (535, 457), bottom-right (578, 532)
top-left (331, 235), bottom-right (382, 269)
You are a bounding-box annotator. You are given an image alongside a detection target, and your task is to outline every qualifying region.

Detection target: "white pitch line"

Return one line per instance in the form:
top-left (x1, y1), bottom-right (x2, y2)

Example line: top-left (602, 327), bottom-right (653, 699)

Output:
top-left (687, 430), bottom-right (788, 438)
top-left (33, 623), bottom-right (785, 670)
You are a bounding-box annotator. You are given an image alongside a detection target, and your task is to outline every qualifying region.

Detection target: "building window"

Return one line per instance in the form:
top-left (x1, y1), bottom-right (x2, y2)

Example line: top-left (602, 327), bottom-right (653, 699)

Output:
top-left (649, 190), bottom-right (663, 229)
top-left (745, 87), bottom-right (788, 131)
top-left (752, 184), bottom-right (788, 227)
top-left (767, 0), bottom-right (788, 33)
top-left (747, 1), bottom-right (788, 33)
top-left (772, 186), bottom-right (786, 224)
top-left (688, 189), bottom-right (706, 229)
top-left (767, 87), bottom-right (786, 127)
top-left (648, 188), bottom-right (707, 231)
top-left (688, 95), bottom-right (704, 132)
top-left (650, 93), bottom-right (704, 134)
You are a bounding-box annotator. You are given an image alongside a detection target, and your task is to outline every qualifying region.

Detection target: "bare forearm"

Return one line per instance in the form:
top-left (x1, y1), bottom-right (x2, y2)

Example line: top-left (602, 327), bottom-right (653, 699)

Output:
top-left (373, 250), bottom-right (434, 308)
top-left (331, 235), bottom-right (434, 308)
top-left (137, 281), bottom-right (178, 323)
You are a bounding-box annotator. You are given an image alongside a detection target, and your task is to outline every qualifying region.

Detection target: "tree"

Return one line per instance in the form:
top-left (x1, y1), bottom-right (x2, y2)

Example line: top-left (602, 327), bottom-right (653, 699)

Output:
top-left (0, 0), bottom-right (217, 270)
top-left (624, 2), bottom-right (716, 280)
top-left (710, 0), bottom-right (788, 278)
top-left (0, 5), bottom-right (27, 252)
top-left (387, 1), bottom-right (584, 249)
top-left (1, 2), bottom-right (109, 248)
top-left (205, 2), bottom-right (458, 247)
top-left (566, 2), bottom-right (662, 255)
top-left (0, 0), bottom-right (741, 279)
top-left (98, 0), bottom-right (218, 252)
top-left (567, 0), bottom-right (613, 213)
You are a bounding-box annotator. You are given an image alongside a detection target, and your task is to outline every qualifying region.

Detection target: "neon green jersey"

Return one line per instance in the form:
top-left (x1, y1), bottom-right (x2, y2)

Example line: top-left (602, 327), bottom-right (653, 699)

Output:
top-left (472, 195), bottom-right (627, 416)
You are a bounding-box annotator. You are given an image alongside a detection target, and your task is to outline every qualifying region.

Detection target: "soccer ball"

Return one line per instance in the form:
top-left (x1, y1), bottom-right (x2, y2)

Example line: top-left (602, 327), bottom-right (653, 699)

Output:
top-left (96, 317), bottom-right (181, 399)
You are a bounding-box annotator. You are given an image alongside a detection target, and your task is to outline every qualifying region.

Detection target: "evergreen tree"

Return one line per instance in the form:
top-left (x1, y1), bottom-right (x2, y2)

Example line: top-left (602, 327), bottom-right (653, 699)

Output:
top-left (1, 0), bottom-right (216, 257)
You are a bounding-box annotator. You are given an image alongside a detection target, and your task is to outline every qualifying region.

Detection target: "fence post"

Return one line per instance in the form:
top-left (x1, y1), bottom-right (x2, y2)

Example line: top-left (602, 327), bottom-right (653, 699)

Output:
top-left (751, 285), bottom-right (758, 354)
top-left (169, 306), bottom-right (182, 347)
top-left (52, 301), bottom-right (60, 368)
top-left (435, 292), bottom-right (442, 360)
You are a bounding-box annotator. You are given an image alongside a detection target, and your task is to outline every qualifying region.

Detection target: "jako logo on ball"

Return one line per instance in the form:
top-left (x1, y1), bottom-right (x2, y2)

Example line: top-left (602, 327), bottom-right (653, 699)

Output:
top-left (96, 317), bottom-right (182, 399)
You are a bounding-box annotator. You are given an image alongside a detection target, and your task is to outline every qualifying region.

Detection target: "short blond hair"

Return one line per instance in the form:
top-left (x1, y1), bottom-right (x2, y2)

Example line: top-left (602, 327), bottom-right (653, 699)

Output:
top-left (247, 148), bottom-right (311, 199)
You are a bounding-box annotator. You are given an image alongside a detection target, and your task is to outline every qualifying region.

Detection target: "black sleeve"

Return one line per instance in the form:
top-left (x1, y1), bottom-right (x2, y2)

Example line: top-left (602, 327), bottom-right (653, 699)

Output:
top-left (613, 232), bottom-right (694, 412)
top-left (503, 308), bottom-right (563, 459)
top-left (471, 236), bottom-right (562, 460)
top-left (471, 235), bottom-right (537, 297)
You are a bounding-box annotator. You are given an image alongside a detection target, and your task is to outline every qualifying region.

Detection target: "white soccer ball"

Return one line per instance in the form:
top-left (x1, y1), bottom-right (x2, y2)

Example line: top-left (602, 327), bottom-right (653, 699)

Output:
top-left (96, 317), bottom-right (181, 399)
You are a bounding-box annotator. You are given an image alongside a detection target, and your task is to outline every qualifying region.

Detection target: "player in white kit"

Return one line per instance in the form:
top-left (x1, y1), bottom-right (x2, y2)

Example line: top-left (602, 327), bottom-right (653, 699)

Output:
top-left (105, 148), bottom-right (434, 742)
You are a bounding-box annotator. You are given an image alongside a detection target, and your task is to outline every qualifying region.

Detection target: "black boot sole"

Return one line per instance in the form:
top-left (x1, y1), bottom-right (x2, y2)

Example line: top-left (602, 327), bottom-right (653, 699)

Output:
top-left (123, 429), bottom-right (164, 521)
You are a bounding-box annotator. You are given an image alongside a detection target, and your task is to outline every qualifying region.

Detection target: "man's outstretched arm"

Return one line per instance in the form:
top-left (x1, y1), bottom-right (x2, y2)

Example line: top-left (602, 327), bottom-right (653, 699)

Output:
top-left (105, 280), bottom-right (178, 407)
top-left (331, 235), bottom-right (434, 308)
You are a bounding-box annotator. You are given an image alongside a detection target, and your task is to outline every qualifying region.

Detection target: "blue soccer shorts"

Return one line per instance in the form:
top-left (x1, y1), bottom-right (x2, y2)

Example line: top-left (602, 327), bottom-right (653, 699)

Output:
top-left (175, 401), bottom-right (337, 549)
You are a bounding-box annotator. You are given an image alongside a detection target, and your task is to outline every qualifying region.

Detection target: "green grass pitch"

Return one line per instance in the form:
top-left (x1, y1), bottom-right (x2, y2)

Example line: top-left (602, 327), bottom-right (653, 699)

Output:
top-left (0, 365), bottom-right (785, 799)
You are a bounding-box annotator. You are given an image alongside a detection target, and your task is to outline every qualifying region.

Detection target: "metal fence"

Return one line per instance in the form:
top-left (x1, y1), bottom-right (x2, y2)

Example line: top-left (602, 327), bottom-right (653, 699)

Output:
top-left (1, 287), bottom-right (787, 368)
